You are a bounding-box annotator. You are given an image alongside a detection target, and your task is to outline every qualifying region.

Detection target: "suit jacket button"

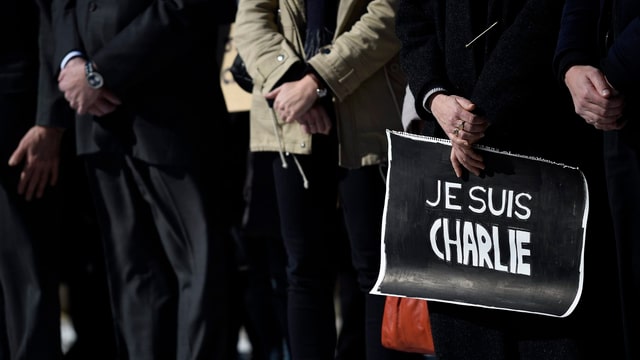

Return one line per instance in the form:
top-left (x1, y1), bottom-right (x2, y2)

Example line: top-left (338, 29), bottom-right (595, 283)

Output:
top-left (89, 2), bottom-right (98, 11)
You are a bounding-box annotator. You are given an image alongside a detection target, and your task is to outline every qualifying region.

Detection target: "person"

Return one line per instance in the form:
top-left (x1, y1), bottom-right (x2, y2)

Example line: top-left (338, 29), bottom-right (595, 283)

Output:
top-left (0, 0), bottom-right (68, 358)
top-left (49, 0), bottom-right (236, 358)
top-left (396, 0), bottom-right (624, 358)
top-left (226, 43), bottom-right (366, 360)
top-left (554, 1), bottom-right (640, 359)
top-left (234, 0), bottom-right (423, 359)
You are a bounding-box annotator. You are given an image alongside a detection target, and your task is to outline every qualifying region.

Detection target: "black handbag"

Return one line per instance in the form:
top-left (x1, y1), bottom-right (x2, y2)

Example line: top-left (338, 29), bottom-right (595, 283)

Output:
top-left (229, 53), bottom-right (253, 93)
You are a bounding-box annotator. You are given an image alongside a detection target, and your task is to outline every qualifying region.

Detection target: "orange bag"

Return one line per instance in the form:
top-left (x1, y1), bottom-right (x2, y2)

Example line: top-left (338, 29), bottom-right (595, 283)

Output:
top-left (381, 296), bottom-right (435, 355)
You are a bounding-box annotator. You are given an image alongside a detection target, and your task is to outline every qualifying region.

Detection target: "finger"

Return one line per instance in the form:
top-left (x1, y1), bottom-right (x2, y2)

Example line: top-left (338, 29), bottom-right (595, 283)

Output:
top-left (102, 91), bottom-right (122, 105)
top-left (579, 111), bottom-right (599, 125)
top-left (265, 87), bottom-right (280, 99)
top-left (461, 154), bottom-right (485, 173)
top-left (97, 99), bottom-right (118, 114)
top-left (8, 146), bottom-right (24, 167)
top-left (76, 103), bottom-right (89, 115)
top-left (450, 149), bottom-right (463, 178)
top-left (451, 136), bottom-right (468, 149)
top-left (24, 169), bottom-right (43, 201)
top-left (595, 122), bottom-right (624, 131)
top-left (318, 117), bottom-right (331, 134)
top-left (463, 119), bottom-right (489, 134)
top-left (460, 132), bottom-right (485, 147)
top-left (589, 72), bottom-right (613, 98)
top-left (17, 169), bottom-right (29, 196)
top-left (455, 145), bottom-right (484, 175)
top-left (454, 96), bottom-right (476, 111)
top-left (306, 120), bottom-right (317, 134)
top-left (34, 175), bottom-right (49, 199)
top-left (460, 130), bottom-right (486, 144)
top-left (463, 163), bottom-right (483, 177)
top-left (88, 106), bottom-right (104, 117)
top-left (89, 100), bottom-right (117, 117)
top-left (307, 111), bottom-right (329, 134)
top-left (464, 148), bottom-right (484, 166)
top-left (456, 152), bottom-right (482, 177)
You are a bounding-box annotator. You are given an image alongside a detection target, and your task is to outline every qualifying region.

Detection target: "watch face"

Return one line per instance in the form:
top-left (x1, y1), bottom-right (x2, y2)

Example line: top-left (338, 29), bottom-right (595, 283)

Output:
top-left (87, 72), bottom-right (104, 89)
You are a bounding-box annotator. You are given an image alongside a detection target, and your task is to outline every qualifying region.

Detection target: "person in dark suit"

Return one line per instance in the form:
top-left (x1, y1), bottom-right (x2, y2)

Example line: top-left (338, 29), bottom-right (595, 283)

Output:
top-left (0, 0), bottom-right (69, 358)
top-left (49, 0), bottom-right (235, 358)
top-left (554, 1), bottom-right (640, 359)
top-left (396, 0), bottom-right (624, 358)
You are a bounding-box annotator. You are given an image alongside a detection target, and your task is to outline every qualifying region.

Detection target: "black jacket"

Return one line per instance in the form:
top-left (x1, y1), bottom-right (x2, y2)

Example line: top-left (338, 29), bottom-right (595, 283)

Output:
top-left (396, 0), bottom-right (599, 165)
top-left (0, 0), bottom-right (40, 161)
top-left (51, 0), bottom-right (230, 166)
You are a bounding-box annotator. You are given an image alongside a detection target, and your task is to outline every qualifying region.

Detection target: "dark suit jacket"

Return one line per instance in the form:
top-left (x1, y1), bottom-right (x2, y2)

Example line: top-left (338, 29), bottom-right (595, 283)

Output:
top-left (396, 0), bottom-right (602, 165)
top-left (0, 0), bottom-right (40, 162)
top-left (35, 0), bottom-right (75, 131)
top-left (51, 0), bottom-right (230, 167)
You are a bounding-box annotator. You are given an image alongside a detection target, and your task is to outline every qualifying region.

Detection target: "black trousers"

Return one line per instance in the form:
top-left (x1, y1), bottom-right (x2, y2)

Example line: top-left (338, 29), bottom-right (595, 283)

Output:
top-left (84, 154), bottom-right (232, 360)
top-left (0, 168), bottom-right (62, 360)
top-left (604, 130), bottom-right (640, 360)
top-left (270, 133), bottom-right (423, 360)
top-left (0, 93), bottom-right (62, 360)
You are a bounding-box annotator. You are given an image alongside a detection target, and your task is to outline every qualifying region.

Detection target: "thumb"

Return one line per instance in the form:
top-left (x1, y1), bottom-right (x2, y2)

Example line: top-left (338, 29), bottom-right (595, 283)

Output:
top-left (8, 145), bottom-right (24, 167)
top-left (265, 87), bottom-right (280, 99)
top-left (455, 96), bottom-right (476, 111)
top-left (590, 71), bottom-right (613, 98)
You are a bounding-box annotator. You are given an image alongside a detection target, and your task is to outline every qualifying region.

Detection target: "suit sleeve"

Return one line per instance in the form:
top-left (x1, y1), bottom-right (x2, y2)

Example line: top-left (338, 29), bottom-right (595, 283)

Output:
top-left (552, 0), bottom-right (601, 83)
top-left (51, 0), bottom-right (83, 71)
top-left (37, 0), bottom-right (74, 128)
top-left (602, 16), bottom-right (640, 95)
top-left (53, 0), bottom-right (218, 95)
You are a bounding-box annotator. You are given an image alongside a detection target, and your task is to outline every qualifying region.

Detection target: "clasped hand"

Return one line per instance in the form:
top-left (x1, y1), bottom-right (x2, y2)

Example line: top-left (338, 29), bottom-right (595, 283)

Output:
top-left (430, 94), bottom-right (489, 178)
top-left (265, 73), bottom-right (332, 135)
top-left (58, 57), bottom-right (121, 116)
top-left (564, 65), bottom-right (625, 131)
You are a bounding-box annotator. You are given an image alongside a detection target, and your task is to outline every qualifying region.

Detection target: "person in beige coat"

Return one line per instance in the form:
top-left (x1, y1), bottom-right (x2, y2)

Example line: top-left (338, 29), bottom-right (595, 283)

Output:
top-left (234, 0), bottom-right (422, 359)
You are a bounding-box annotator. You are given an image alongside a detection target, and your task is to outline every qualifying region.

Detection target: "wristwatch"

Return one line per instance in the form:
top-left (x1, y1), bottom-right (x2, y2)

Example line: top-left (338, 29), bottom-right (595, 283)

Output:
top-left (316, 87), bottom-right (328, 98)
top-left (85, 61), bottom-right (104, 89)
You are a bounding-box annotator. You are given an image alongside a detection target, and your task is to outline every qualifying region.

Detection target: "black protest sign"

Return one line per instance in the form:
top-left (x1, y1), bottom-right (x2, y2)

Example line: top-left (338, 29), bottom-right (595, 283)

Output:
top-left (371, 131), bottom-right (588, 318)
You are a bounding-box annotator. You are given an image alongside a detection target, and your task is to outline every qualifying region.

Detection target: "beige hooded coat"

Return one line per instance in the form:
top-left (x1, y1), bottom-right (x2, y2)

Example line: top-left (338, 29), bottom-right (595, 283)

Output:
top-left (234, 0), bottom-right (406, 169)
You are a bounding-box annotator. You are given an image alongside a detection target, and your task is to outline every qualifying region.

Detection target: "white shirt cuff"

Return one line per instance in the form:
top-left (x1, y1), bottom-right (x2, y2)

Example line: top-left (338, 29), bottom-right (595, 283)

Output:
top-left (60, 51), bottom-right (85, 70)
top-left (422, 87), bottom-right (448, 113)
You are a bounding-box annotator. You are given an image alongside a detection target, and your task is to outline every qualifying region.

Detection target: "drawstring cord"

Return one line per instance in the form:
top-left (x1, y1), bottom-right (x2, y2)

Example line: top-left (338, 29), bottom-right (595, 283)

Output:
top-left (291, 154), bottom-right (309, 189)
top-left (269, 108), bottom-right (288, 169)
top-left (269, 108), bottom-right (310, 189)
